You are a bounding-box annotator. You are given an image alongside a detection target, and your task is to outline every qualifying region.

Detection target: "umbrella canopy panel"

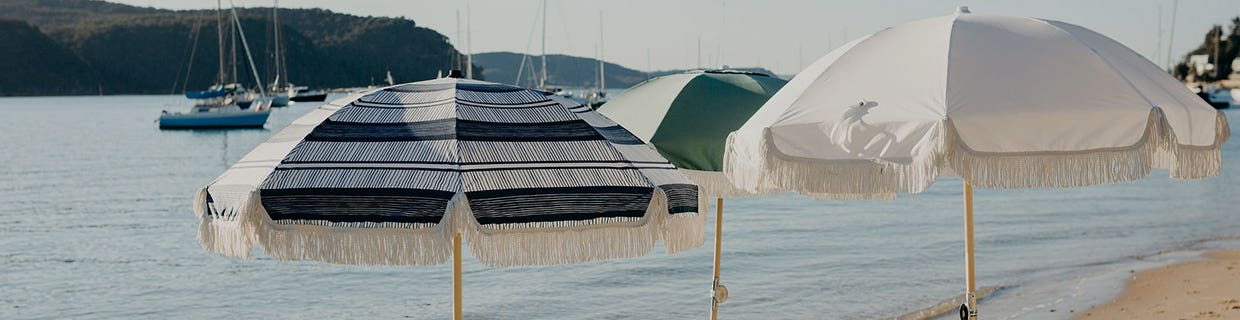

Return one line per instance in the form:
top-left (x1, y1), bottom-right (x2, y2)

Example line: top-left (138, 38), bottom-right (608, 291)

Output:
top-left (197, 78), bottom-right (705, 267)
top-left (726, 10), bottom-right (1229, 196)
top-left (599, 70), bottom-right (786, 196)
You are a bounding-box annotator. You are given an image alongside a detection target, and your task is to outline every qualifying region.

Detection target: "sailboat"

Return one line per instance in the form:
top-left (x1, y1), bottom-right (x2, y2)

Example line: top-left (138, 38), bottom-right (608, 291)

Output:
top-left (582, 11), bottom-right (608, 109)
top-left (266, 0), bottom-right (294, 107)
top-left (514, 0), bottom-right (572, 98)
top-left (289, 86), bottom-right (328, 102)
top-left (160, 1), bottom-right (270, 129)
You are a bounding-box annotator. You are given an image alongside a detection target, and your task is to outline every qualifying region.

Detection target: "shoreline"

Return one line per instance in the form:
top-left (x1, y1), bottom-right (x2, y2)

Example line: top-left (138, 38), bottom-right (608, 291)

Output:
top-left (1076, 249), bottom-right (1240, 320)
top-left (915, 237), bottom-right (1240, 320)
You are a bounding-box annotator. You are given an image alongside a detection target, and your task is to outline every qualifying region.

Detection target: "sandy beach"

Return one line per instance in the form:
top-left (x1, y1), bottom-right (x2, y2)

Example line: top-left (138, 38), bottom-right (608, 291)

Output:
top-left (1077, 250), bottom-right (1240, 320)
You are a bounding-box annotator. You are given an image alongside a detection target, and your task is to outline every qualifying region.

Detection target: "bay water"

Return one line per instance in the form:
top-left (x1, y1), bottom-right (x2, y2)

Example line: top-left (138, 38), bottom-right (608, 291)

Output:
top-left (1, 95), bottom-right (1236, 319)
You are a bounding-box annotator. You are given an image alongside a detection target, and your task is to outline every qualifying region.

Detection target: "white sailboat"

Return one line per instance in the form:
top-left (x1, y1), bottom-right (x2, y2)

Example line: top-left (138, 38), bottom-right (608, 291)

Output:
top-left (267, 0), bottom-right (294, 107)
top-left (583, 11), bottom-right (608, 108)
top-left (160, 1), bottom-right (270, 129)
top-left (514, 0), bottom-right (572, 97)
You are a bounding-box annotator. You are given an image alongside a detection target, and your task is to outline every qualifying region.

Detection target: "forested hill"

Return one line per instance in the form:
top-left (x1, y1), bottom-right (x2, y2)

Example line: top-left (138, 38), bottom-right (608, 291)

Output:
top-left (472, 52), bottom-right (648, 89)
top-left (0, 0), bottom-right (476, 96)
top-left (473, 52), bottom-right (784, 89)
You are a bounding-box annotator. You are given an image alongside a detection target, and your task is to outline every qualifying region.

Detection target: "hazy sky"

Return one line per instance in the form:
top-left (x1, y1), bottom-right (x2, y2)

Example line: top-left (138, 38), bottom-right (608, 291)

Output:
top-left (111, 0), bottom-right (1240, 75)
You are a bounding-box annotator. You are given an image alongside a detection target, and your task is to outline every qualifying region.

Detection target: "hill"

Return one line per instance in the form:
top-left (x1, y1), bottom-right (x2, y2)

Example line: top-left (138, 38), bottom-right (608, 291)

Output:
top-left (473, 51), bottom-right (786, 89)
top-left (0, 19), bottom-right (98, 96)
top-left (0, 0), bottom-right (475, 96)
top-left (473, 52), bottom-right (647, 88)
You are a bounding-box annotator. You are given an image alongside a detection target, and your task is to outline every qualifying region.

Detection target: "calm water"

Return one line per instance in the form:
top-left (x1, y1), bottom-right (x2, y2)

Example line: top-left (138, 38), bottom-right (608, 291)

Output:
top-left (0, 95), bottom-right (1236, 320)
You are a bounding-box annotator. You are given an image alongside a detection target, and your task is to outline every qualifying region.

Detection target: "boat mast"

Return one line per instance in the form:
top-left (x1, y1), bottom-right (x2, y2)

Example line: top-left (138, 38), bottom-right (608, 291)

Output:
top-left (599, 11), bottom-right (604, 92)
top-left (540, 0), bottom-right (547, 88)
top-left (1167, 0), bottom-right (1179, 72)
top-left (230, 23), bottom-right (237, 84)
top-left (216, 0), bottom-right (226, 85)
top-left (466, 1), bottom-right (473, 79)
top-left (230, 2), bottom-right (266, 96)
top-left (455, 9), bottom-right (462, 71)
top-left (272, 0), bottom-right (283, 90)
top-left (1214, 26), bottom-right (1222, 79)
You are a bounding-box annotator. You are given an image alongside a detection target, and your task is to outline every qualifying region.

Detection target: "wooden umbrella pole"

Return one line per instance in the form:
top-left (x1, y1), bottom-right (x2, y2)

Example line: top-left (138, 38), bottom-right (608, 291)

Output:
top-left (710, 197), bottom-right (724, 320)
top-left (963, 182), bottom-right (978, 320)
top-left (453, 232), bottom-right (463, 320)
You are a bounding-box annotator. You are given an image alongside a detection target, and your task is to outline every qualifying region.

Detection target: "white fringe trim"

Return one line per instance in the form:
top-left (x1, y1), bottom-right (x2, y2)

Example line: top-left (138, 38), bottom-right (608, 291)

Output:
top-left (660, 189), bottom-right (708, 254)
top-left (679, 169), bottom-right (774, 198)
top-left (725, 108), bottom-right (1228, 195)
top-left (461, 187), bottom-right (705, 267)
top-left (195, 188), bottom-right (706, 268)
top-left (195, 187), bottom-right (253, 259)
top-left (1164, 111), bottom-right (1229, 179)
top-left (724, 128), bottom-right (925, 198)
top-left (249, 192), bottom-right (454, 266)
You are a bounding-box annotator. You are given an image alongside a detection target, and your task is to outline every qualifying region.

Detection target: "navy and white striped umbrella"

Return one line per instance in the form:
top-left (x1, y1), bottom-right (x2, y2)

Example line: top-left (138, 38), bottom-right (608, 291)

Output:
top-left (195, 77), bottom-right (705, 268)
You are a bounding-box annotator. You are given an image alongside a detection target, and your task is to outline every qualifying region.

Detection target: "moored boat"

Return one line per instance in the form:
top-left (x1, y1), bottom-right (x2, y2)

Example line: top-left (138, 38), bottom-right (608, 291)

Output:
top-left (159, 102), bottom-right (270, 129)
top-left (290, 87), bottom-right (327, 102)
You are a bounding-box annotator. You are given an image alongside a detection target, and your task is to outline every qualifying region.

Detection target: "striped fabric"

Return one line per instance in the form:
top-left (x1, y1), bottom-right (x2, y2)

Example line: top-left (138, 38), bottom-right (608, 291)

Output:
top-left (197, 77), bottom-right (705, 267)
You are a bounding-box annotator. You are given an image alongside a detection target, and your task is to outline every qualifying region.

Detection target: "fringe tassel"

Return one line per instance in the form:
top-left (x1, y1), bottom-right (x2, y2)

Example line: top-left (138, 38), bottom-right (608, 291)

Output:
top-left (196, 188), bottom-right (706, 267)
top-left (679, 169), bottom-right (774, 198)
top-left (725, 108), bottom-right (1227, 195)
top-left (1166, 111), bottom-right (1229, 179)
top-left (946, 112), bottom-right (1156, 189)
top-left (195, 188), bottom-right (253, 258)
top-left (659, 188), bottom-right (708, 254)
top-left (744, 127), bottom-right (938, 197)
top-left (462, 187), bottom-right (706, 268)
top-left (248, 191), bottom-right (453, 266)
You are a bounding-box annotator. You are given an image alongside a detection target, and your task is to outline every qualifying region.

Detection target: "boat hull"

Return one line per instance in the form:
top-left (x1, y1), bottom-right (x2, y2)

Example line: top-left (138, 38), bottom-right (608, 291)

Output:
top-left (159, 110), bottom-right (271, 129)
top-left (185, 89), bottom-right (228, 99)
top-left (290, 92), bottom-right (327, 102)
top-left (270, 94), bottom-right (291, 107)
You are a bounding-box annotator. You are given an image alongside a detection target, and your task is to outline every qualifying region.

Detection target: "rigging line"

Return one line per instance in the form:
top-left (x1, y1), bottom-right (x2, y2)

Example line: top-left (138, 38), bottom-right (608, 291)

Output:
top-left (170, 22), bottom-right (189, 94)
top-left (556, 1), bottom-right (573, 53)
top-left (516, 0), bottom-right (545, 86)
top-left (179, 20), bottom-right (204, 94)
top-left (172, 19), bottom-right (202, 94)
top-left (230, 1), bottom-right (267, 95)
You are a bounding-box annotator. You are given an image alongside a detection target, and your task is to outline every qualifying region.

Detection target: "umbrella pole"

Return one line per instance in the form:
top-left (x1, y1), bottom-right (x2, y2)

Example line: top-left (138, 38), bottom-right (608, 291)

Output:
top-left (962, 182), bottom-right (978, 320)
top-left (710, 197), bottom-right (726, 320)
top-left (453, 232), bottom-right (463, 320)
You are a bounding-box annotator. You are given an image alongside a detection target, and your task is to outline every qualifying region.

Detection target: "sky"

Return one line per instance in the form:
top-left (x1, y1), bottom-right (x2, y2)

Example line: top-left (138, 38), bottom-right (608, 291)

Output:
top-left (110, 0), bottom-right (1240, 75)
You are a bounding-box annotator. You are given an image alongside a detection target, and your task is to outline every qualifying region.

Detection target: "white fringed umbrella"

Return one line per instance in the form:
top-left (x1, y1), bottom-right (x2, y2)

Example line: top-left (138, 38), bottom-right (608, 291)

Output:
top-left (597, 69), bottom-right (787, 318)
top-left (195, 75), bottom-right (705, 319)
top-left (725, 7), bottom-right (1228, 319)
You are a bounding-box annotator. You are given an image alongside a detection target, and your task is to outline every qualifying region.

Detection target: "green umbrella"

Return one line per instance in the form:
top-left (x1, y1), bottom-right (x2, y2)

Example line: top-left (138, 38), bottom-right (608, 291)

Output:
top-left (597, 69), bottom-right (786, 319)
top-left (600, 70), bottom-right (787, 195)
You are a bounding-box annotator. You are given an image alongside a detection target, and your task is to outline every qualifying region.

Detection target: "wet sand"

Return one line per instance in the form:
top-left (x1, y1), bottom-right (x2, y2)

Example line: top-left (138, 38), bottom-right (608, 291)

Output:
top-left (1076, 250), bottom-right (1240, 320)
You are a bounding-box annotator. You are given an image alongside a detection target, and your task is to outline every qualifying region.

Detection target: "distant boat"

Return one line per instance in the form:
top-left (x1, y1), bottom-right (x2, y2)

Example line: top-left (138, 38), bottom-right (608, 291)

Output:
top-left (185, 85), bottom-right (231, 99)
top-left (1207, 88), bottom-right (1233, 109)
top-left (266, 0), bottom-right (293, 107)
top-left (1192, 85), bottom-right (1234, 109)
top-left (159, 103), bottom-right (271, 129)
top-left (581, 11), bottom-right (608, 109)
top-left (160, 1), bottom-right (270, 129)
top-left (290, 86), bottom-right (327, 102)
top-left (515, 0), bottom-right (573, 98)
top-left (269, 91), bottom-right (291, 106)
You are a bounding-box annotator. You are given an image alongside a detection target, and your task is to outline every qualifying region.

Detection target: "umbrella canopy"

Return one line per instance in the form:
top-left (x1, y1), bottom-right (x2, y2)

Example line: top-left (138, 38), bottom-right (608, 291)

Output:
top-left (196, 77), bottom-right (705, 268)
top-left (598, 70), bottom-right (786, 197)
top-left (726, 8), bottom-right (1229, 196)
top-left (724, 7), bottom-right (1229, 319)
